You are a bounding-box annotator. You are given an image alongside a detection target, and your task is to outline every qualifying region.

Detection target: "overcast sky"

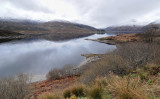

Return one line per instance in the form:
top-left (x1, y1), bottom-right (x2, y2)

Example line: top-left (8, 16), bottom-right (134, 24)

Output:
top-left (0, 0), bottom-right (160, 28)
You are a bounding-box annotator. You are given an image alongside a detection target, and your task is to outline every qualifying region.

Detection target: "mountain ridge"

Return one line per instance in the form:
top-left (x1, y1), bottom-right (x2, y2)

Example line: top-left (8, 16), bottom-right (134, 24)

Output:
top-left (0, 19), bottom-right (104, 42)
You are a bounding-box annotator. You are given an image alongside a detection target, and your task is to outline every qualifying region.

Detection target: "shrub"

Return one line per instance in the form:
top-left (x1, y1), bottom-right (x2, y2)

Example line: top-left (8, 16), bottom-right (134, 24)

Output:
top-left (68, 95), bottom-right (76, 99)
top-left (106, 74), bottom-right (150, 99)
top-left (94, 77), bottom-right (108, 88)
top-left (115, 42), bottom-right (160, 68)
top-left (131, 74), bottom-right (136, 78)
top-left (139, 73), bottom-right (147, 80)
top-left (63, 85), bottom-right (86, 98)
top-left (46, 68), bottom-right (60, 80)
top-left (63, 89), bottom-right (71, 99)
top-left (38, 92), bottom-right (61, 99)
top-left (81, 55), bottom-right (127, 83)
top-left (71, 86), bottom-right (85, 97)
top-left (0, 74), bottom-right (30, 99)
top-left (144, 63), bottom-right (160, 75)
top-left (147, 79), bottom-right (152, 84)
top-left (105, 54), bottom-right (128, 75)
top-left (89, 86), bottom-right (103, 99)
top-left (61, 64), bottom-right (78, 77)
top-left (47, 64), bottom-right (79, 80)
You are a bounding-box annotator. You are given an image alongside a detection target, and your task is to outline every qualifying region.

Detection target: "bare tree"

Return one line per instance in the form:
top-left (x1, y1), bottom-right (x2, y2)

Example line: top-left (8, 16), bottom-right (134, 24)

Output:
top-left (0, 74), bottom-right (30, 99)
top-left (115, 42), bottom-right (160, 68)
top-left (46, 64), bottom-right (80, 80)
top-left (144, 24), bottom-right (159, 43)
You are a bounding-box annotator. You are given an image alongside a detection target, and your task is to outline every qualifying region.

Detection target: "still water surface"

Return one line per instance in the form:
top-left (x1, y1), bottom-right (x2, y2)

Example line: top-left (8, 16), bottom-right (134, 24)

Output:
top-left (0, 33), bottom-right (116, 81)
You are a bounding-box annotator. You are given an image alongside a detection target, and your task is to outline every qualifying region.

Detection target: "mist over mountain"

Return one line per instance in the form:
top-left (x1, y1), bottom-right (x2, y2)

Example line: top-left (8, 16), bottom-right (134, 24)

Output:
top-left (104, 21), bottom-right (160, 35)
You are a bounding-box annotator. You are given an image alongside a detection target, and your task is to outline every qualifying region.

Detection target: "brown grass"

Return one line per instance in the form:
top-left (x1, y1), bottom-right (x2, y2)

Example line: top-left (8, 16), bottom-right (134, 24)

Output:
top-left (63, 84), bottom-right (86, 98)
top-left (106, 74), bottom-right (150, 99)
top-left (38, 92), bottom-right (62, 99)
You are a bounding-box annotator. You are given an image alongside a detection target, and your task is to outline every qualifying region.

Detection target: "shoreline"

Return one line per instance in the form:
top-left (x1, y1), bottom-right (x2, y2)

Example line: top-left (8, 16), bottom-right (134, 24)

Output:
top-left (86, 33), bottom-right (144, 45)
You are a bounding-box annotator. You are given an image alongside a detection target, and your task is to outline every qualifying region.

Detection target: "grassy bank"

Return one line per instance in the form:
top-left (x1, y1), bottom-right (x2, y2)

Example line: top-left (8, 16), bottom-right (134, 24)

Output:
top-left (36, 41), bottom-right (160, 99)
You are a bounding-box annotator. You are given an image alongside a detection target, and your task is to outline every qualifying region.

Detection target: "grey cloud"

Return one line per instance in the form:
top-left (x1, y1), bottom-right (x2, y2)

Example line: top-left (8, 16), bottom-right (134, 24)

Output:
top-left (86, 0), bottom-right (160, 27)
top-left (0, 0), bottom-right (53, 13)
top-left (0, 0), bottom-right (160, 27)
top-left (69, 0), bottom-right (160, 27)
top-left (68, 0), bottom-right (98, 15)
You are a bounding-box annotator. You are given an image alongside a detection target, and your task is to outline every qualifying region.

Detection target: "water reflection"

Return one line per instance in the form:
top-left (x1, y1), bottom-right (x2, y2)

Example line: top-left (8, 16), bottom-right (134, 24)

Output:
top-left (0, 34), bottom-right (116, 78)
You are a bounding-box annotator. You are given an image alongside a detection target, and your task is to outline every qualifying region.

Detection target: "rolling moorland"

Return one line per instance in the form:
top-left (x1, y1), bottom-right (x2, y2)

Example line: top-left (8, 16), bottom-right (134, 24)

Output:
top-left (0, 20), bottom-right (160, 99)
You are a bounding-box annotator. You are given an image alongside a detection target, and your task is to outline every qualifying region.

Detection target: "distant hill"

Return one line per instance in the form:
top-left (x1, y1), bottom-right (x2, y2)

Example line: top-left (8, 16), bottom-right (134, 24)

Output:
top-left (143, 23), bottom-right (160, 30)
top-left (99, 23), bottom-right (160, 44)
top-left (105, 25), bottom-right (145, 35)
top-left (105, 23), bottom-right (160, 35)
top-left (142, 23), bottom-right (160, 36)
top-left (0, 19), bottom-right (104, 41)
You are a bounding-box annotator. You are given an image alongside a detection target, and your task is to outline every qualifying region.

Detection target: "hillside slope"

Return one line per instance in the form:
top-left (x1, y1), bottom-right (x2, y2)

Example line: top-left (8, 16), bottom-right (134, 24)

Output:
top-left (0, 19), bottom-right (103, 41)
